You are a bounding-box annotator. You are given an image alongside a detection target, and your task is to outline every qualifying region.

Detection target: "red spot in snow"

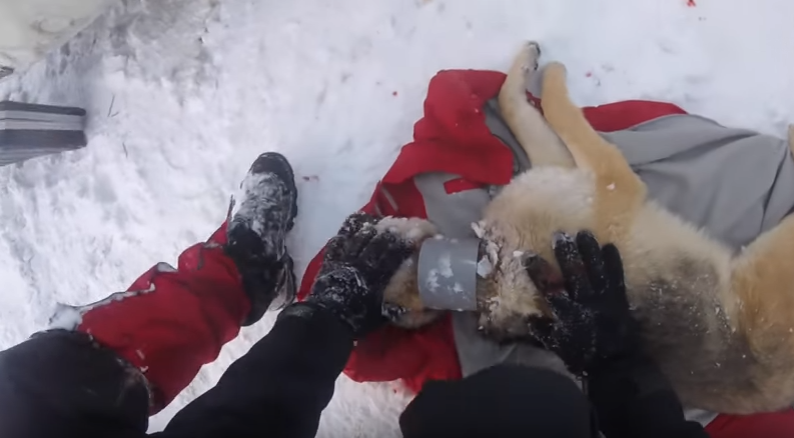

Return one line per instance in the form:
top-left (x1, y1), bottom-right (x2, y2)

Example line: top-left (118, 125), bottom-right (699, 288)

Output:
top-left (585, 71), bottom-right (593, 78)
top-left (392, 91), bottom-right (398, 97)
top-left (687, 0), bottom-right (696, 7)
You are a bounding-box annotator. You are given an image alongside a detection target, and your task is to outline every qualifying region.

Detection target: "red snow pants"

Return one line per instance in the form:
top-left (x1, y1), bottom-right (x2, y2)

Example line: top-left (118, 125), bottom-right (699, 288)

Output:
top-left (76, 223), bottom-right (250, 414)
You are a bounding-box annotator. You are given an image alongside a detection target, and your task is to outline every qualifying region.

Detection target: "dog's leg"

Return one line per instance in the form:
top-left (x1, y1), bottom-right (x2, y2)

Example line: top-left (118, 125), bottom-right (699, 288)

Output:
top-left (727, 128), bottom-right (794, 410)
top-left (732, 216), bottom-right (794, 355)
top-left (540, 62), bottom-right (647, 241)
top-left (498, 42), bottom-right (574, 168)
top-left (729, 216), bottom-right (794, 409)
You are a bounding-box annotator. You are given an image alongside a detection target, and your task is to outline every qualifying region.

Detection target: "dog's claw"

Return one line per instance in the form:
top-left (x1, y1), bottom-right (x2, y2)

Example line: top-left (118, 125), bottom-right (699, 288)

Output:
top-left (524, 41), bottom-right (541, 71)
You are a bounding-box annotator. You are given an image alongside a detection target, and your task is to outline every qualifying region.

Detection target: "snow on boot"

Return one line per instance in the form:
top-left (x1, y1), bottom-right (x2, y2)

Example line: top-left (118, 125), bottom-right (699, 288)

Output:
top-left (225, 152), bottom-right (298, 326)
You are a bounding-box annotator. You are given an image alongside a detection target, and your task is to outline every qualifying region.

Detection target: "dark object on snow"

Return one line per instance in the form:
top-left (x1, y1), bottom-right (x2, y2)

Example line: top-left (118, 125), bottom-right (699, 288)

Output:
top-left (0, 101), bottom-right (87, 166)
top-left (0, 307), bottom-right (355, 438)
top-left (400, 363), bottom-right (708, 438)
top-left (225, 152), bottom-right (300, 325)
top-left (0, 66), bottom-right (12, 80)
top-left (401, 365), bottom-right (595, 438)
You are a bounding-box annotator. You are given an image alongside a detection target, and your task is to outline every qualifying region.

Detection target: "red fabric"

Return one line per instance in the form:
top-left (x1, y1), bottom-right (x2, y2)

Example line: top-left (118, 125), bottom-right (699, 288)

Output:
top-left (444, 178), bottom-right (486, 194)
top-left (705, 410), bottom-right (794, 438)
top-left (77, 223), bottom-right (249, 414)
top-left (383, 71), bottom-right (515, 187)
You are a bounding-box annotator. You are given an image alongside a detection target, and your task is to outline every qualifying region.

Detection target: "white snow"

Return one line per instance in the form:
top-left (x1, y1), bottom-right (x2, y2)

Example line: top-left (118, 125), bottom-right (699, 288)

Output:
top-left (476, 256), bottom-right (493, 278)
top-left (471, 221), bottom-right (487, 239)
top-left (425, 268), bottom-right (440, 293)
top-left (438, 252), bottom-right (453, 278)
top-left (1, 0), bottom-right (794, 436)
top-left (48, 303), bottom-right (84, 331)
top-left (49, 283), bottom-right (157, 330)
top-left (0, 0), bottom-right (110, 71)
top-left (229, 171), bottom-right (276, 237)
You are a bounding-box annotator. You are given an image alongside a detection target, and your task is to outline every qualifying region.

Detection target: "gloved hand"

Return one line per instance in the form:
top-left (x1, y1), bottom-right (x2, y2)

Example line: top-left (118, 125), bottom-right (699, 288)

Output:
top-left (524, 231), bottom-right (638, 376)
top-left (305, 212), bottom-right (414, 338)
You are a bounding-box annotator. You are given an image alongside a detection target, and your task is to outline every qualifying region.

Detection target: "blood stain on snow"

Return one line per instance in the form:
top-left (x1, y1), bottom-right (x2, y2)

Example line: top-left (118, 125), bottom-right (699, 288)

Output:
top-left (687, 0), bottom-right (696, 7)
top-left (585, 71), bottom-right (601, 86)
top-left (392, 91), bottom-right (398, 97)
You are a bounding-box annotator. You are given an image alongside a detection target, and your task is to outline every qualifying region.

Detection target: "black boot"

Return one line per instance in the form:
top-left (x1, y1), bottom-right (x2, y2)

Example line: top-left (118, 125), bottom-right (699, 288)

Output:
top-left (225, 152), bottom-right (298, 326)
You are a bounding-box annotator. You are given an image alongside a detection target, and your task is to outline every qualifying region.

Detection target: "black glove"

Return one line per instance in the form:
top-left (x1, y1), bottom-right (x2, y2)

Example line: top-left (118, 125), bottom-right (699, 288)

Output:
top-left (524, 231), bottom-right (638, 376)
top-left (305, 212), bottom-right (414, 338)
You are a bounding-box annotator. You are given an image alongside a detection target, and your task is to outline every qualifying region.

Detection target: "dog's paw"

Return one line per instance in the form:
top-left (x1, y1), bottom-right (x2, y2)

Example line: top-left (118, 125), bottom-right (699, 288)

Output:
top-left (545, 61), bottom-right (568, 79)
top-left (519, 41), bottom-right (542, 73)
top-left (376, 216), bottom-right (438, 245)
top-left (378, 217), bottom-right (444, 329)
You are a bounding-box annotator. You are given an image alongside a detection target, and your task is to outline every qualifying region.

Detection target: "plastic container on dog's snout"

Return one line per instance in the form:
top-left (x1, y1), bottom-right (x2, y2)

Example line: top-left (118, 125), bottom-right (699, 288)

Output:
top-left (417, 237), bottom-right (482, 312)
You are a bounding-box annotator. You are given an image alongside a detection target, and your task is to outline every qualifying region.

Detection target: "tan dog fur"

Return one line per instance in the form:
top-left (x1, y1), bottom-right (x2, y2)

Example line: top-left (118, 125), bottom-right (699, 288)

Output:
top-left (382, 42), bottom-right (794, 414)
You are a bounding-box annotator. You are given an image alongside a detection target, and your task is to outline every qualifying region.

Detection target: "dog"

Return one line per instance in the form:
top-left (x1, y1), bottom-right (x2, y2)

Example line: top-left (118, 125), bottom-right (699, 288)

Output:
top-left (380, 42), bottom-right (794, 415)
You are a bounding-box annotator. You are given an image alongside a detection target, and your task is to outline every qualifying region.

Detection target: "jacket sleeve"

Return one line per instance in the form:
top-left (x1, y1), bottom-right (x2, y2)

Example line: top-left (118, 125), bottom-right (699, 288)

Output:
top-left (155, 302), bottom-right (354, 438)
top-left (0, 329), bottom-right (150, 438)
top-left (587, 355), bottom-right (710, 438)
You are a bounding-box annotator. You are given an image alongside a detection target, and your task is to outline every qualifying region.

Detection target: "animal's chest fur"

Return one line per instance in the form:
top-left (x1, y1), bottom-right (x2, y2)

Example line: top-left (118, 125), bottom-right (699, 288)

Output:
top-left (484, 168), bottom-right (597, 257)
top-left (484, 167), bottom-right (741, 384)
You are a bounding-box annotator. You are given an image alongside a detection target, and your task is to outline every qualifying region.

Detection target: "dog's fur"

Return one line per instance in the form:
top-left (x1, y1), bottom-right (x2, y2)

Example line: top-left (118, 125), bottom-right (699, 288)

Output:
top-left (382, 42), bottom-right (794, 414)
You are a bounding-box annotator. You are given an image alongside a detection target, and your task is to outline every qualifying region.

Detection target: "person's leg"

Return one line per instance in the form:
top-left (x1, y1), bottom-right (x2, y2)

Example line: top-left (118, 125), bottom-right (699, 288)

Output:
top-left (400, 364), bottom-right (595, 438)
top-left (57, 152), bottom-right (299, 414)
top-left (0, 152), bottom-right (298, 437)
top-left (1, 228), bottom-right (252, 437)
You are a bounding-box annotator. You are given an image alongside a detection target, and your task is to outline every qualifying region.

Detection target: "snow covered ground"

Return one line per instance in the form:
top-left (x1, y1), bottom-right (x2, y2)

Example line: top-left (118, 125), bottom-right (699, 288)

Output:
top-left (1, 0), bottom-right (793, 435)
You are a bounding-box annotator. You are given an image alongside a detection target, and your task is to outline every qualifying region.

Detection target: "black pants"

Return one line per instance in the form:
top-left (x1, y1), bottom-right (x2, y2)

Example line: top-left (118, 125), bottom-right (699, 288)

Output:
top-left (400, 365), bottom-right (595, 438)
